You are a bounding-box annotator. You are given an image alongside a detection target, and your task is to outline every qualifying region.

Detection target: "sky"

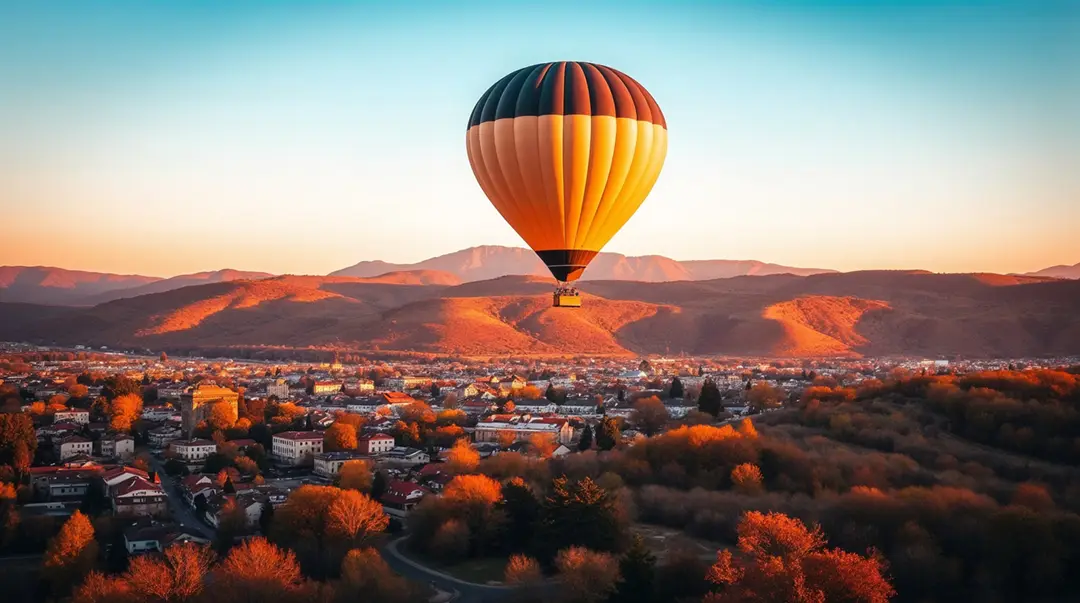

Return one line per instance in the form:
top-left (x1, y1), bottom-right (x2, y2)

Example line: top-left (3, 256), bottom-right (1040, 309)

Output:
top-left (1, 0), bottom-right (1078, 277)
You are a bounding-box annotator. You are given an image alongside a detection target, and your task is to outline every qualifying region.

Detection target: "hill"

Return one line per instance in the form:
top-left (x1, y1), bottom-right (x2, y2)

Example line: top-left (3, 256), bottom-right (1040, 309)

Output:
top-left (1025, 262), bottom-right (1080, 279)
top-left (79, 269), bottom-right (275, 304)
top-left (330, 245), bottom-right (833, 282)
top-left (2, 270), bottom-right (1078, 358)
top-left (0, 266), bottom-right (160, 305)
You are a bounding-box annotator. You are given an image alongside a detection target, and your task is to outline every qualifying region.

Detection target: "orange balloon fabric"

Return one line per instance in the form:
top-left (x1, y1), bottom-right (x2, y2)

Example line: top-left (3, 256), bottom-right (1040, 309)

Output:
top-left (466, 62), bottom-right (668, 282)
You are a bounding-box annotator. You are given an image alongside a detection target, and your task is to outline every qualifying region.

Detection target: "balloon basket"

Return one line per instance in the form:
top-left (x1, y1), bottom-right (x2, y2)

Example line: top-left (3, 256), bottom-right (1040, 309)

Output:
top-left (553, 285), bottom-right (582, 308)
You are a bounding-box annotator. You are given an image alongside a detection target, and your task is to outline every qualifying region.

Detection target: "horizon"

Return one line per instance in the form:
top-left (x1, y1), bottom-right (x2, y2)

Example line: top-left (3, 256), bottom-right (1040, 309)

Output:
top-left (1, 242), bottom-right (1077, 280)
top-left (3, 1), bottom-right (1078, 277)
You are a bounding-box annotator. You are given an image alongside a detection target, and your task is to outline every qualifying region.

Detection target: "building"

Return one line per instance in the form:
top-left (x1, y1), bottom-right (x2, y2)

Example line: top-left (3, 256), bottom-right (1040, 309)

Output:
top-left (170, 439), bottom-right (217, 463)
top-left (54, 435), bottom-right (93, 461)
top-left (379, 447), bottom-right (430, 467)
top-left (312, 381), bottom-right (342, 396)
top-left (112, 478), bottom-right (169, 517)
top-left (386, 376), bottom-right (432, 391)
top-left (313, 451), bottom-right (369, 478)
top-left (474, 415), bottom-right (575, 445)
top-left (381, 480), bottom-right (427, 520)
top-left (53, 409), bottom-right (90, 424)
top-left (266, 379), bottom-right (290, 399)
top-left (272, 431), bottom-right (325, 465)
top-left (180, 383), bottom-right (239, 436)
top-left (357, 433), bottom-right (396, 455)
top-left (141, 405), bottom-right (176, 422)
top-left (99, 433), bottom-right (135, 459)
top-left (343, 379), bottom-right (375, 395)
top-left (148, 426), bottom-right (182, 449)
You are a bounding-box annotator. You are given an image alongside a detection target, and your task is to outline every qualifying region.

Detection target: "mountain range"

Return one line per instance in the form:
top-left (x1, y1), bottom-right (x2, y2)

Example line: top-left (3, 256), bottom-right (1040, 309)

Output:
top-left (1, 269), bottom-right (1077, 358)
top-left (1024, 262), bottom-right (1080, 280)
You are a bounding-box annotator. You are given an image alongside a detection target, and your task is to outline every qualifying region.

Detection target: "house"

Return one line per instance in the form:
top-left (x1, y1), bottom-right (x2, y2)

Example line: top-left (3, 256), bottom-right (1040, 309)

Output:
top-left (148, 425), bottom-right (182, 449)
top-left (461, 399), bottom-right (494, 416)
top-left (141, 405), bottom-right (176, 422)
top-left (53, 409), bottom-right (90, 425)
top-left (54, 435), bottom-right (93, 461)
top-left (379, 447), bottom-right (430, 467)
top-left (474, 415), bottom-right (575, 445)
top-left (179, 474), bottom-right (217, 507)
top-left (113, 477), bottom-right (169, 517)
top-left (43, 472), bottom-right (94, 499)
top-left (271, 431), bottom-right (324, 466)
top-left (357, 433), bottom-right (396, 455)
top-left (381, 480), bottom-right (427, 519)
top-left (342, 379), bottom-right (375, 395)
top-left (313, 451), bottom-right (370, 478)
top-left (99, 433), bottom-right (135, 459)
top-left (266, 379), bottom-right (290, 399)
top-left (124, 523), bottom-right (210, 554)
top-left (312, 381), bottom-right (342, 395)
top-left (170, 439), bottom-right (217, 463)
top-left (515, 402), bottom-right (558, 414)
top-left (347, 398), bottom-right (382, 414)
top-left (386, 376), bottom-right (431, 391)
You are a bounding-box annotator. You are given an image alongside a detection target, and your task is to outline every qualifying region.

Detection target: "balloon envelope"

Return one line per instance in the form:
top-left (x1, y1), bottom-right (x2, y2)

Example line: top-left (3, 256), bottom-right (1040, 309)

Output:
top-left (466, 61), bottom-right (667, 282)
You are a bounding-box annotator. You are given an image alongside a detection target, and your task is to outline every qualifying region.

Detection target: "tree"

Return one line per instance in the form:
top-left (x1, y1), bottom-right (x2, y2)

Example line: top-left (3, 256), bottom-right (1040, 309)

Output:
top-left (596, 417), bottom-right (620, 451)
top-left (730, 463), bottom-right (764, 495)
top-left (577, 424), bottom-right (594, 452)
top-left (698, 379), bottom-right (723, 416)
top-left (555, 546), bottom-right (620, 603)
top-left (323, 423), bottom-right (358, 452)
top-left (370, 471), bottom-right (388, 501)
top-left (208, 401), bottom-right (236, 431)
top-left (669, 377), bottom-right (684, 399)
top-left (214, 537), bottom-right (303, 602)
top-left (0, 413), bottom-right (36, 472)
top-left (124, 542), bottom-right (214, 602)
top-left (445, 438), bottom-right (481, 474)
top-left (538, 477), bottom-right (625, 559)
top-left (611, 535), bottom-right (656, 603)
top-left (630, 396), bottom-right (669, 437)
top-left (747, 383), bottom-right (785, 412)
top-left (528, 433), bottom-right (558, 459)
top-left (337, 460), bottom-right (372, 492)
top-left (501, 478), bottom-right (540, 553)
top-left (217, 499), bottom-right (247, 553)
top-left (160, 352), bottom-right (168, 362)
top-left (337, 547), bottom-right (412, 603)
top-left (43, 510), bottom-right (98, 596)
top-left (327, 490), bottom-right (388, 545)
top-left (504, 554), bottom-right (542, 585)
top-left (68, 383), bottom-right (90, 400)
top-left (545, 383), bottom-right (559, 403)
top-left (497, 430), bottom-right (518, 449)
top-left (705, 511), bottom-right (895, 603)
top-left (72, 571), bottom-right (131, 603)
top-left (109, 393), bottom-right (143, 433)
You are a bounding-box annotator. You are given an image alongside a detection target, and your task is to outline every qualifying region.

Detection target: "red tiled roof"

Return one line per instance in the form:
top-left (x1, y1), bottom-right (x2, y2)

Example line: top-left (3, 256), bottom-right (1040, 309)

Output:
top-left (382, 392), bottom-right (414, 404)
top-left (274, 431), bottom-right (324, 441)
top-left (116, 477), bottom-right (164, 497)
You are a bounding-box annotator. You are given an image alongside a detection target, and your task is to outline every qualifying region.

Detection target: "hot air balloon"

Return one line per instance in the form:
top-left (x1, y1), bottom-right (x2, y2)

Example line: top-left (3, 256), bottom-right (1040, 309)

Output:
top-left (466, 61), bottom-right (668, 307)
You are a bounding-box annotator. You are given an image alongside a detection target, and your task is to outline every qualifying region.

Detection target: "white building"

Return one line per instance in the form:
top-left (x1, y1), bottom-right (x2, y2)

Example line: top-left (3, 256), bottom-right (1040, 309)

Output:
top-left (357, 433), bottom-right (396, 455)
top-left (100, 434), bottom-right (135, 459)
top-left (312, 382), bottom-right (342, 395)
top-left (148, 426), bottom-right (182, 449)
top-left (386, 376), bottom-right (431, 391)
top-left (170, 439), bottom-right (217, 462)
top-left (272, 431), bottom-right (325, 465)
top-left (313, 451), bottom-right (369, 478)
top-left (53, 410), bottom-right (90, 425)
top-left (474, 415), bottom-right (575, 445)
top-left (54, 436), bottom-right (93, 460)
top-left (266, 379), bottom-right (290, 399)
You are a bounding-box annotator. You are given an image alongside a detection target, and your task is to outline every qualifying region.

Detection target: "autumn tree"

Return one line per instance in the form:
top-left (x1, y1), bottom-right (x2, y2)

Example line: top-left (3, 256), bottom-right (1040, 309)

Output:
top-left (505, 553), bottom-right (543, 585)
top-left (730, 463), bottom-right (765, 495)
top-left (577, 424), bottom-right (594, 451)
top-left (497, 430), bottom-right (518, 449)
top-left (124, 542), bottom-right (214, 602)
top-left (323, 423), bottom-right (358, 452)
top-left (327, 490), bottom-right (388, 545)
top-left (0, 413), bottom-right (36, 472)
top-left (630, 396), bottom-right (669, 436)
top-left (747, 382), bottom-right (785, 412)
top-left (555, 546), bottom-right (620, 603)
top-left (72, 571), bottom-right (131, 603)
top-left (596, 417), bottom-right (621, 451)
top-left (214, 537), bottom-right (303, 602)
top-left (336, 459), bottom-right (372, 492)
top-left (109, 393), bottom-right (144, 433)
top-left (445, 438), bottom-right (481, 474)
top-left (43, 510), bottom-right (99, 596)
top-left (706, 511), bottom-right (895, 603)
top-left (528, 432), bottom-right (558, 459)
top-left (669, 377), bottom-right (684, 399)
top-left (208, 400), bottom-right (237, 431)
top-left (336, 547), bottom-right (412, 603)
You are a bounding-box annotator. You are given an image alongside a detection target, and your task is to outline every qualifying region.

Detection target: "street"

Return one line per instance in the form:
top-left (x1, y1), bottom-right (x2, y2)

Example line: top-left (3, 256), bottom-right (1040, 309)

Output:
top-left (147, 454), bottom-right (214, 540)
top-left (380, 537), bottom-right (516, 603)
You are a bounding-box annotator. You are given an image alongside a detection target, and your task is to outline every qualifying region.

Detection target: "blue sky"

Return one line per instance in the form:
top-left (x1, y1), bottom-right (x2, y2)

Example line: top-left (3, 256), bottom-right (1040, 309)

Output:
top-left (2, 0), bottom-right (1077, 276)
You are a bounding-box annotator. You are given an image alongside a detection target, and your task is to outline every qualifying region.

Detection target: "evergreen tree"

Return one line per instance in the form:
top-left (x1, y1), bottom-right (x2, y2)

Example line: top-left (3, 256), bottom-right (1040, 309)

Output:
top-left (545, 383), bottom-right (559, 403)
top-left (617, 388), bottom-right (625, 402)
top-left (500, 478), bottom-right (540, 552)
top-left (223, 476), bottom-right (237, 494)
top-left (258, 501), bottom-right (274, 534)
top-left (577, 424), bottom-right (594, 451)
top-left (698, 379), bottom-right (723, 416)
top-left (668, 377), bottom-right (684, 399)
top-left (371, 470), bottom-right (388, 501)
top-left (536, 477), bottom-right (625, 561)
top-left (611, 535), bottom-right (657, 603)
top-left (596, 417), bottom-right (620, 451)
top-left (430, 383), bottom-right (441, 398)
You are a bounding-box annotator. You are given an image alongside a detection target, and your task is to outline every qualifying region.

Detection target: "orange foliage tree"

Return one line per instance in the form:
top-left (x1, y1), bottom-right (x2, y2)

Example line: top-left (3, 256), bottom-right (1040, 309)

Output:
top-left (705, 511), bottom-right (895, 603)
top-left (109, 393), bottom-right (144, 433)
top-left (337, 459), bottom-right (372, 492)
top-left (327, 489), bottom-right (388, 545)
top-left (730, 463), bottom-right (765, 495)
top-left (214, 537), bottom-right (303, 602)
top-left (504, 553), bottom-right (543, 585)
top-left (555, 546), bottom-right (620, 603)
top-left (323, 423), bottom-right (358, 452)
top-left (43, 510), bottom-right (98, 596)
top-left (527, 432), bottom-right (558, 459)
top-left (338, 547), bottom-right (413, 603)
top-left (630, 396), bottom-right (669, 436)
top-left (445, 438), bottom-right (481, 474)
top-left (123, 542), bottom-right (215, 602)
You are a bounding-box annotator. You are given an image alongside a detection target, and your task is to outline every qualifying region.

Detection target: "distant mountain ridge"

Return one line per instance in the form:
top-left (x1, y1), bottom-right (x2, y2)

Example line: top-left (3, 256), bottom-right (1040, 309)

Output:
top-left (331, 245), bottom-right (836, 282)
top-left (2, 270), bottom-right (1078, 358)
top-left (1024, 262), bottom-right (1080, 279)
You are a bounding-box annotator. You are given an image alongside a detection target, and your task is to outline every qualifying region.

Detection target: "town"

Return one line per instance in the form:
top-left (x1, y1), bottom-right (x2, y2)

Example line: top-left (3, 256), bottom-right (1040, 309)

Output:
top-left (2, 342), bottom-right (1079, 601)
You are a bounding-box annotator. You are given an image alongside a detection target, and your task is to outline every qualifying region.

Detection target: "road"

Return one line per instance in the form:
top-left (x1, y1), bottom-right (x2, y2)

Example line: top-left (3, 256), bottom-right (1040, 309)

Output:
top-left (148, 454), bottom-right (214, 540)
top-left (380, 537), bottom-right (516, 603)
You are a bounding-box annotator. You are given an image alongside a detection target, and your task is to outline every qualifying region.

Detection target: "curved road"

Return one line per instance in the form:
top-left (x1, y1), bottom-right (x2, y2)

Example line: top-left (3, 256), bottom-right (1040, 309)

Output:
top-left (379, 537), bottom-right (516, 603)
